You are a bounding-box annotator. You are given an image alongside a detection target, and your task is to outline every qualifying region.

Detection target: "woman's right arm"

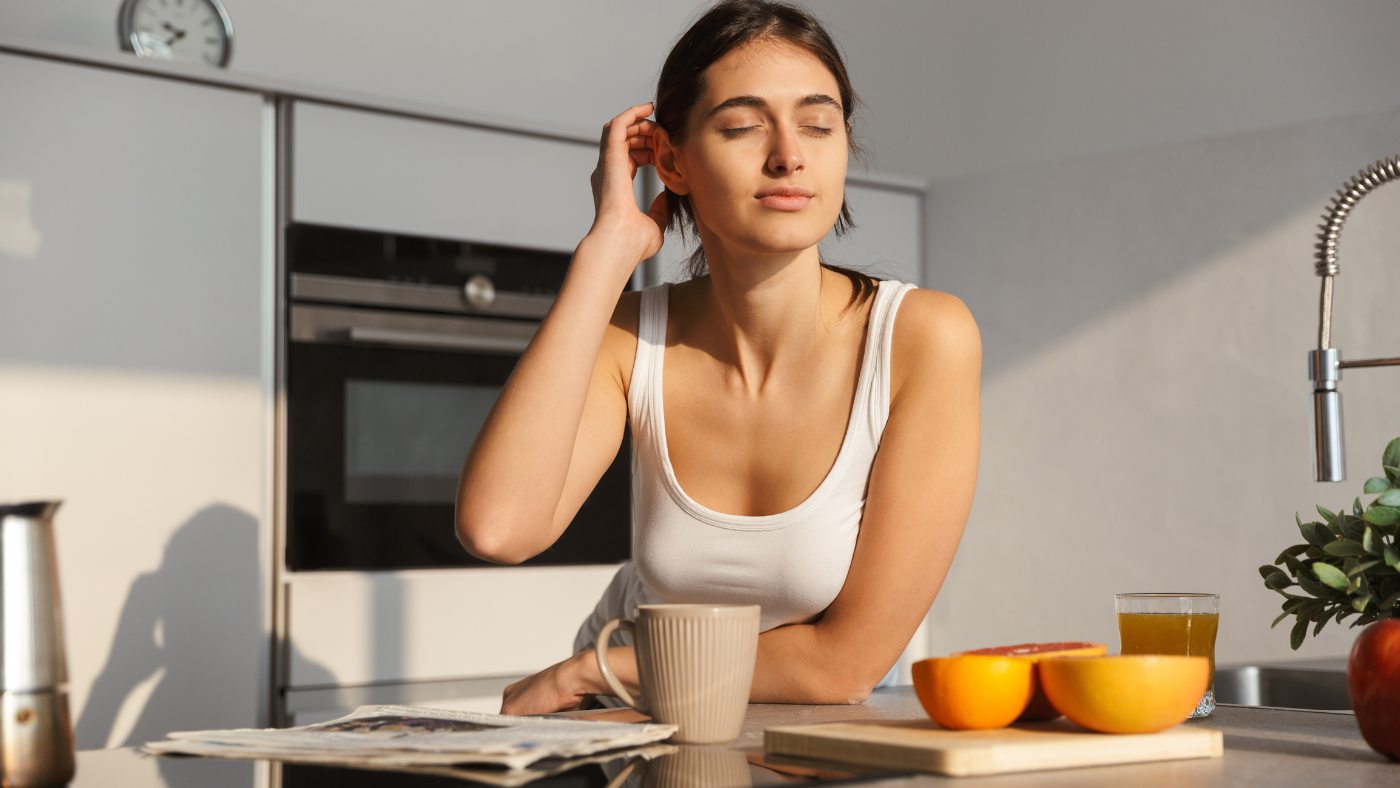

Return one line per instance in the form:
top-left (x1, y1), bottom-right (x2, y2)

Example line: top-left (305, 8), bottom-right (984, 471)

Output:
top-left (455, 103), bottom-right (665, 564)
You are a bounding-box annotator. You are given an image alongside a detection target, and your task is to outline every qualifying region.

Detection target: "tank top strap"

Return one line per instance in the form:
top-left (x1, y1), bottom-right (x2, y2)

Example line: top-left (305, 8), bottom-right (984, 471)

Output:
top-left (863, 280), bottom-right (918, 438)
top-left (628, 283), bottom-right (671, 424)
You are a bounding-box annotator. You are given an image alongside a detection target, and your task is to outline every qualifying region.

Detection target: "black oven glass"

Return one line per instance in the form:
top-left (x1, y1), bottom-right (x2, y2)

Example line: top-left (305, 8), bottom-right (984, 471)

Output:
top-left (286, 224), bottom-right (631, 572)
top-left (344, 379), bottom-right (499, 504)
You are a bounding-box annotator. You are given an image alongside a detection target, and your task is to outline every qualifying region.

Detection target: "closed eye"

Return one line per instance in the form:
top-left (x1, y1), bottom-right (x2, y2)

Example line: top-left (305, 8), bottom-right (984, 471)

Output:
top-left (720, 126), bottom-right (760, 137)
top-left (803, 126), bottom-right (834, 137)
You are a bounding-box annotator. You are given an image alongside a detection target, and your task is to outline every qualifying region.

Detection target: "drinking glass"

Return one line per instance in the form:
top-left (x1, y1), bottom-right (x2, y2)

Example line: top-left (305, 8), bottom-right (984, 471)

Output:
top-left (1115, 593), bottom-right (1220, 718)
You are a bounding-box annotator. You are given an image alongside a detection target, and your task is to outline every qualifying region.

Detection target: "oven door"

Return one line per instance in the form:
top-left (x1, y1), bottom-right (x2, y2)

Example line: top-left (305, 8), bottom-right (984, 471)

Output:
top-left (287, 304), bottom-right (630, 571)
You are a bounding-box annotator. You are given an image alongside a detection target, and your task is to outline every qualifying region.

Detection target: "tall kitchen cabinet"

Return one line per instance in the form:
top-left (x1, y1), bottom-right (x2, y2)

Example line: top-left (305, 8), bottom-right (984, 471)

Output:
top-left (281, 103), bottom-right (624, 723)
top-left (0, 48), bottom-right (271, 761)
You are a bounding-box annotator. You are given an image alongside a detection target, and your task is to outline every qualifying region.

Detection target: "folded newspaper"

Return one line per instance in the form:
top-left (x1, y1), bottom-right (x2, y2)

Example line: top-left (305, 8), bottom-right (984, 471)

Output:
top-left (143, 705), bottom-right (678, 771)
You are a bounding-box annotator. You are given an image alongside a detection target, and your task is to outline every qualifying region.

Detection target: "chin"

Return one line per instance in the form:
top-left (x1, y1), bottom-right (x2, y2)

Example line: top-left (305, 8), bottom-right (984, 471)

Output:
top-left (732, 216), bottom-right (835, 257)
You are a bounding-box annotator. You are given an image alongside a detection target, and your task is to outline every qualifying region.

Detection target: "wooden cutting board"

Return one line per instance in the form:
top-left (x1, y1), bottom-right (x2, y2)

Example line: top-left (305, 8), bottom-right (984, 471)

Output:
top-left (764, 719), bottom-right (1223, 777)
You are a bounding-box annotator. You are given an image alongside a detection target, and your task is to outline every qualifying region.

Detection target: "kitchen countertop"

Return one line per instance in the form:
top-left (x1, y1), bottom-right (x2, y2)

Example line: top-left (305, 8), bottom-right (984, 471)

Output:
top-left (73, 687), bottom-right (1394, 788)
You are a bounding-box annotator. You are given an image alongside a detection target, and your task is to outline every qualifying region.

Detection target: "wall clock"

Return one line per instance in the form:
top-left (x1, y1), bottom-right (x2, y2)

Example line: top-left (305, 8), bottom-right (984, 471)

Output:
top-left (118, 0), bottom-right (234, 68)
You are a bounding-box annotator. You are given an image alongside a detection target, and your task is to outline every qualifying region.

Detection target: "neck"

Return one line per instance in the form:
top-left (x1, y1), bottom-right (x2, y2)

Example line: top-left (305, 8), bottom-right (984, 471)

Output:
top-left (680, 231), bottom-right (855, 390)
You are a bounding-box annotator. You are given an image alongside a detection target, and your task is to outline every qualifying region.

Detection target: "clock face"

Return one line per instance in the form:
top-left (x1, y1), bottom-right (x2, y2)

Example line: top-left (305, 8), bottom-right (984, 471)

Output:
top-left (119, 0), bottom-right (233, 68)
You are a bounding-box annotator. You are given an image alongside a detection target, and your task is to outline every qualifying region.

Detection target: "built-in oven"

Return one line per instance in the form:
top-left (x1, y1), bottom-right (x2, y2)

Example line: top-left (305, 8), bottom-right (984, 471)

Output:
top-left (285, 223), bottom-right (630, 571)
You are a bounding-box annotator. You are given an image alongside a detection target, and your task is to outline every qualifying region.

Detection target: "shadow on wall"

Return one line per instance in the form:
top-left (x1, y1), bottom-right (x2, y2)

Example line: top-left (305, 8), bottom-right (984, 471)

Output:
top-left (74, 505), bottom-right (336, 757)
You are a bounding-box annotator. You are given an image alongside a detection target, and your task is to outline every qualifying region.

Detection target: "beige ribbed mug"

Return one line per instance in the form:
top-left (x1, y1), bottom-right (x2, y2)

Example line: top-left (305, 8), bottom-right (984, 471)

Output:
top-left (595, 604), bottom-right (760, 744)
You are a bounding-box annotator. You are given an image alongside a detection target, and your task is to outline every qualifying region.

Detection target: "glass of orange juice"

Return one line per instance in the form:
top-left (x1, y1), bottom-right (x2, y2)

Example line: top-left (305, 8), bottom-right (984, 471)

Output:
top-left (1115, 593), bottom-right (1219, 718)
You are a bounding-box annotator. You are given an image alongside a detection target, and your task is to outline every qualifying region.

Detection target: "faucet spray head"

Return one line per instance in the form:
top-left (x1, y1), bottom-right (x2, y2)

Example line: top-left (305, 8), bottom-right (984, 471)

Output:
top-left (1310, 349), bottom-right (1344, 482)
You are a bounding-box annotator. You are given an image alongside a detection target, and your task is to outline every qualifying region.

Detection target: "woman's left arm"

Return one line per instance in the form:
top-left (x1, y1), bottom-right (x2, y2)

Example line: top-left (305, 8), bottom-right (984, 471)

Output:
top-left (501, 289), bottom-right (979, 712)
top-left (748, 288), bottom-right (981, 702)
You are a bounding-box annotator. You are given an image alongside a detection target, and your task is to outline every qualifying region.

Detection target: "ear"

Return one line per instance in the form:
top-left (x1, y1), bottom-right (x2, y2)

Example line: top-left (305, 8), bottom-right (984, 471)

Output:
top-left (652, 126), bottom-right (690, 196)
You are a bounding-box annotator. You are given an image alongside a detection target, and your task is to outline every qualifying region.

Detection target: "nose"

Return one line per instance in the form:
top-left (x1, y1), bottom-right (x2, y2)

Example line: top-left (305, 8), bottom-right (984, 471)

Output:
top-left (766, 126), bottom-right (804, 176)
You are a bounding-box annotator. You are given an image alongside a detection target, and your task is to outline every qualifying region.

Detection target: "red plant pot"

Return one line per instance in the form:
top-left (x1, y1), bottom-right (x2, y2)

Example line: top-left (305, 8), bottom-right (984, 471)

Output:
top-left (1348, 619), bottom-right (1400, 761)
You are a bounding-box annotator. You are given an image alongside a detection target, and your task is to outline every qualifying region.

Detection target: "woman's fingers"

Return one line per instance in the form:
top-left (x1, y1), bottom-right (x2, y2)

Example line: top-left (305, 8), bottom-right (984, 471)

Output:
top-left (605, 104), bottom-right (655, 145)
top-left (625, 119), bottom-right (659, 137)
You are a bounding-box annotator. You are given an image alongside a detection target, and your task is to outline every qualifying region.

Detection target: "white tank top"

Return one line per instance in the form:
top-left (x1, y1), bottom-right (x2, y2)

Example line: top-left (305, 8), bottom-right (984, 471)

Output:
top-left (574, 279), bottom-right (916, 656)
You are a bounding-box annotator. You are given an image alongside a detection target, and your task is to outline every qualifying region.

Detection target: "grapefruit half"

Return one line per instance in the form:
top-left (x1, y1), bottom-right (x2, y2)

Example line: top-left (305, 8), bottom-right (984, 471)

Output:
top-left (910, 655), bottom-right (1035, 730)
top-left (952, 642), bottom-right (1107, 721)
top-left (1039, 655), bottom-right (1208, 733)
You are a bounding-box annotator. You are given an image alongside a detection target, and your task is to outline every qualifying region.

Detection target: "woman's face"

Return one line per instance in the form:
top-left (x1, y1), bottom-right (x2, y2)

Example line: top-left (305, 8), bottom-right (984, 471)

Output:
top-left (658, 39), bottom-right (849, 261)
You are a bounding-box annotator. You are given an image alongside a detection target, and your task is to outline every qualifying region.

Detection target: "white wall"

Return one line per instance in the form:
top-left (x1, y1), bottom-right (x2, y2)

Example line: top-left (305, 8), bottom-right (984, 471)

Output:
top-left (925, 107), bottom-right (1400, 664)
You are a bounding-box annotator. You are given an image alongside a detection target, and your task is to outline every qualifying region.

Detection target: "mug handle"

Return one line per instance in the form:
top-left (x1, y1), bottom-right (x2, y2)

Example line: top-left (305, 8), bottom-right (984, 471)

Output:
top-left (595, 617), bottom-right (647, 713)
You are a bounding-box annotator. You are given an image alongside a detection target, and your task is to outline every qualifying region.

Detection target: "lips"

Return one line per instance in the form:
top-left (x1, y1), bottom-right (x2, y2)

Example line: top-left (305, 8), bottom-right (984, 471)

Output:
top-left (755, 185), bottom-right (813, 211)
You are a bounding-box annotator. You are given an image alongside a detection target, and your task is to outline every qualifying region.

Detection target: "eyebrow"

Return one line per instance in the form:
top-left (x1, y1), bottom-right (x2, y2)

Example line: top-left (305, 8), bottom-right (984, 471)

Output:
top-left (707, 93), bottom-right (842, 117)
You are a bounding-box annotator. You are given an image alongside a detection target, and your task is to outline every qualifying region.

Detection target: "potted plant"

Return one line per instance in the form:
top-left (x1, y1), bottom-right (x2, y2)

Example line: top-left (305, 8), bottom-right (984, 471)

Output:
top-left (1262, 438), bottom-right (1400, 760)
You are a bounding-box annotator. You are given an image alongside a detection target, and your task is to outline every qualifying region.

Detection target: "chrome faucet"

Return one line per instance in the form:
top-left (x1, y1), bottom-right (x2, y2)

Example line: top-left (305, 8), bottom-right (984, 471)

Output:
top-left (1309, 156), bottom-right (1400, 481)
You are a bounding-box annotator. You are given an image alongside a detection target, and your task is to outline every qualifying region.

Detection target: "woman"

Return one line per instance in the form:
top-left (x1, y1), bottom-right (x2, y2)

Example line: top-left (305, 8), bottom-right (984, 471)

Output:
top-left (456, 0), bottom-right (980, 714)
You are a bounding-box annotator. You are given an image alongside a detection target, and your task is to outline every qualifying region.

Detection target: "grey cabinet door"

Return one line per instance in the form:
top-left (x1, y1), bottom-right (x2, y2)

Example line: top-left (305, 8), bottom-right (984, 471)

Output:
top-left (0, 53), bottom-right (269, 749)
top-left (293, 101), bottom-right (597, 252)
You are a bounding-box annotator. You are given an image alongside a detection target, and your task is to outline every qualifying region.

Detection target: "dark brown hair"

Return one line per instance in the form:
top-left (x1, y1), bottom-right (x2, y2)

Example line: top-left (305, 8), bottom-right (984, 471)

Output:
top-left (654, 0), bottom-right (877, 307)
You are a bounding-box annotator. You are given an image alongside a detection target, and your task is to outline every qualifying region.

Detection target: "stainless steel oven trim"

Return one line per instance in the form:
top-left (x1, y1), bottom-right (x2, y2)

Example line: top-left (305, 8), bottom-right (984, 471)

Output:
top-left (292, 272), bottom-right (554, 319)
top-left (291, 303), bottom-right (536, 354)
top-left (342, 326), bottom-right (531, 353)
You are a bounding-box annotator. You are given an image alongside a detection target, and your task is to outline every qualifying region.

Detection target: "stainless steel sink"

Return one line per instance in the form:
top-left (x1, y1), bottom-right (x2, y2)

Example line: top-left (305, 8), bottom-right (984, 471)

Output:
top-left (1215, 659), bottom-right (1351, 711)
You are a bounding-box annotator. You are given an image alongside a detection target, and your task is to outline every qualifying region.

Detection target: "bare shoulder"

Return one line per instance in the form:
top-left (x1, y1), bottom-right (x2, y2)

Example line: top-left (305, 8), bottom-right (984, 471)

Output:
top-left (600, 289), bottom-right (643, 391)
top-left (890, 288), bottom-right (981, 394)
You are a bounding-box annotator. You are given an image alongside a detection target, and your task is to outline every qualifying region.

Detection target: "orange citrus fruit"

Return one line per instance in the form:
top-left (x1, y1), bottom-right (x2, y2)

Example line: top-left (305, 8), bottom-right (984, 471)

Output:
top-left (953, 642), bottom-right (1107, 721)
top-left (911, 656), bottom-right (1034, 730)
top-left (1039, 655), bottom-right (1208, 734)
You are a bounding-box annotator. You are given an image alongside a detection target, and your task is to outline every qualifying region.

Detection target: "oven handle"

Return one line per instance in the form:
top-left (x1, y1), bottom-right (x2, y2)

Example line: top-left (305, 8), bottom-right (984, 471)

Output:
top-left (341, 326), bottom-right (532, 354)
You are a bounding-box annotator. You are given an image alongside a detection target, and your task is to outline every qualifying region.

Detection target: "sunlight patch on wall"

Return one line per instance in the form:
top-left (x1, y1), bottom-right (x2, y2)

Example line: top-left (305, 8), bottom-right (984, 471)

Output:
top-left (0, 363), bottom-right (266, 746)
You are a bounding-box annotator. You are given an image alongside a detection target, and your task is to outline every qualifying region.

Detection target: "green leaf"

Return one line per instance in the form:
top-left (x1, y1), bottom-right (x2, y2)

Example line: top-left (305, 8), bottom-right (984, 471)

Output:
top-left (1386, 546), bottom-right (1399, 568)
top-left (1276, 544), bottom-right (1309, 565)
top-left (1365, 476), bottom-right (1391, 494)
top-left (1265, 573), bottom-right (1294, 590)
top-left (1259, 564), bottom-right (1281, 580)
top-left (1379, 489), bottom-right (1400, 506)
top-left (1298, 569), bottom-right (1344, 600)
top-left (1380, 590), bottom-right (1400, 611)
top-left (1290, 616), bottom-right (1309, 649)
top-left (1353, 595), bottom-right (1372, 613)
top-left (1300, 599), bottom-right (1329, 620)
top-left (1314, 615), bottom-right (1330, 636)
top-left (1363, 527), bottom-right (1378, 555)
top-left (1314, 562), bottom-right (1350, 589)
top-left (1355, 498), bottom-right (1366, 517)
top-left (1300, 522), bottom-right (1331, 548)
top-left (1272, 610), bottom-right (1292, 628)
top-left (1364, 506), bottom-right (1400, 525)
top-left (1317, 505), bottom-right (1338, 523)
top-left (1383, 438), bottom-right (1400, 471)
top-left (1347, 559), bottom-right (1381, 577)
top-left (1387, 465), bottom-right (1400, 484)
top-left (1325, 539), bottom-right (1368, 557)
top-left (1284, 555), bottom-right (1305, 577)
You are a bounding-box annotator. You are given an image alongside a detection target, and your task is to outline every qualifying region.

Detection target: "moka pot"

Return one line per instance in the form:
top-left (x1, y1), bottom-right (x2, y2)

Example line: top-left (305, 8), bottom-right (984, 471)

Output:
top-left (0, 502), bottom-right (74, 788)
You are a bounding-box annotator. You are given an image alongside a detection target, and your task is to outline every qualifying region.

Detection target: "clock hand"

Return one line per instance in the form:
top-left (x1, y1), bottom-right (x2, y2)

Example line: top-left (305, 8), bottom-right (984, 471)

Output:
top-left (161, 22), bottom-right (188, 45)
